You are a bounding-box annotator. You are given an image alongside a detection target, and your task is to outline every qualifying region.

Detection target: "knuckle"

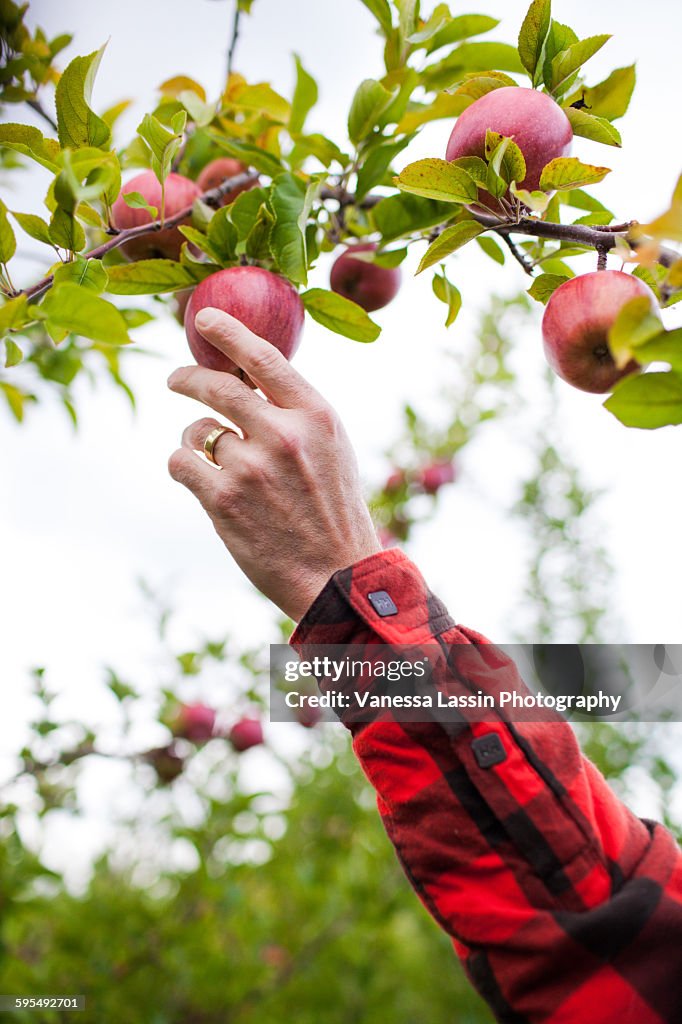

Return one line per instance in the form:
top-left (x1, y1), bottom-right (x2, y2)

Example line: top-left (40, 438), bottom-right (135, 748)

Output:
top-left (273, 423), bottom-right (304, 458)
top-left (214, 484), bottom-right (240, 517)
top-left (168, 449), bottom-right (187, 480)
top-left (185, 417), bottom-right (216, 447)
top-left (310, 404), bottom-right (340, 435)
top-left (207, 377), bottom-right (237, 408)
top-left (250, 344), bottom-right (283, 376)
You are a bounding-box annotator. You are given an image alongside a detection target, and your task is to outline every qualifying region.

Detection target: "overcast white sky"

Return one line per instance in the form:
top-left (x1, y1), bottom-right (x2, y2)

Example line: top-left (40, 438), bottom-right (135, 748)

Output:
top-left (1, 0), bottom-right (681, 873)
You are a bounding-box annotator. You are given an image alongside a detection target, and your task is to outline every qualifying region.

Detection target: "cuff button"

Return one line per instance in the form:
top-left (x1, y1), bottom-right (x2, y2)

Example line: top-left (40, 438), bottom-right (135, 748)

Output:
top-left (367, 591), bottom-right (398, 617)
top-left (472, 733), bottom-right (507, 769)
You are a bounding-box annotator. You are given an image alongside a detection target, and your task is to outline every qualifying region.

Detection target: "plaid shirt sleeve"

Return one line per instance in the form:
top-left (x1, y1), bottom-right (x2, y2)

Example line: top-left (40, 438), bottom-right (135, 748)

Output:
top-left (290, 549), bottom-right (682, 1024)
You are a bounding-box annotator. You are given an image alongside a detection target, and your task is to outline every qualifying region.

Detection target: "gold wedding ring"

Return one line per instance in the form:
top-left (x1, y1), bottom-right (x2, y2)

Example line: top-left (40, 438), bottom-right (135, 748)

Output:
top-left (203, 426), bottom-right (235, 466)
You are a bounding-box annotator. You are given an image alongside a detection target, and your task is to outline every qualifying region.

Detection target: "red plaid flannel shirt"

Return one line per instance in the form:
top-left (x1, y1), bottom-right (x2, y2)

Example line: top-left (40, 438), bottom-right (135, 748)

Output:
top-left (291, 549), bottom-right (682, 1024)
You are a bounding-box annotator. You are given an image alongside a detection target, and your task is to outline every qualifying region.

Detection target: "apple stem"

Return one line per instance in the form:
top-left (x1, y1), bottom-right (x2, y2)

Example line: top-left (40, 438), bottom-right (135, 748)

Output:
top-left (597, 246), bottom-right (608, 271)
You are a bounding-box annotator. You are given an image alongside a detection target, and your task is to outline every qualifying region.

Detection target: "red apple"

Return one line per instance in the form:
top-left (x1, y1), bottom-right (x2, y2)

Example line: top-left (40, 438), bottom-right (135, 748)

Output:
top-left (418, 460), bottom-right (456, 495)
top-left (542, 270), bottom-right (659, 393)
top-left (229, 717), bottom-right (264, 752)
top-left (196, 157), bottom-right (258, 206)
top-left (446, 87), bottom-right (572, 203)
top-left (173, 287), bottom-right (193, 326)
top-left (384, 468), bottom-right (407, 494)
top-left (185, 266), bottom-right (305, 375)
top-left (145, 744), bottom-right (185, 785)
top-left (330, 243), bottom-right (401, 312)
top-left (169, 702), bottom-right (216, 743)
top-left (111, 171), bottom-right (201, 261)
top-left (295, 704), bottom-right (323, 728)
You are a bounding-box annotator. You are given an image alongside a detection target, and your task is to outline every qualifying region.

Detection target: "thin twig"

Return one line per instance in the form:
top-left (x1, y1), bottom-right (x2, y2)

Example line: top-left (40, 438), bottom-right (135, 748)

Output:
top-left (226, 1), bottom-right (242, 80)
top-left (26, 97), bottom-right (58, 133)
top-left (19, 171), bottom-right (259, 304)
top-left (500, 233), bottom-right (535, 276)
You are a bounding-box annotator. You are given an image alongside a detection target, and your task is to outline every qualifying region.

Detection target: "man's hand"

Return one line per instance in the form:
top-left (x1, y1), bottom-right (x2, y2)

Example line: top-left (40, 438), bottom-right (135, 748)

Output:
top-left (167, 308), bottom-right (382, 622)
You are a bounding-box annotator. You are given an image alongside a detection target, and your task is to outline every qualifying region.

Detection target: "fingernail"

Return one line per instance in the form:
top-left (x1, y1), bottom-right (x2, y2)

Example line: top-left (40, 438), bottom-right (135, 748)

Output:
top-left (195, 307), bottom-right (223, 331)
top-left (167, 370), bottom-right (180, 388)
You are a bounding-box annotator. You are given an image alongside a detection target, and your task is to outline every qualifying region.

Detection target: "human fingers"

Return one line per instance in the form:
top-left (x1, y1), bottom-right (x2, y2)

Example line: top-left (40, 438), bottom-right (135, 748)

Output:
top-left (181, 417), bottom-right (241, 467)
top-left (167, 365), bottom-right (270, 438)
top-left (192, 308), bottom-right (321, 409)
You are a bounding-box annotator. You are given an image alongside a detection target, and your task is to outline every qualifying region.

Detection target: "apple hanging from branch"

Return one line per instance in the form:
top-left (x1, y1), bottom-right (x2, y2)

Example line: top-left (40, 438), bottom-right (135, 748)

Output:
top-left (111, 171), bottom-right (201, 261)
top-left (184, 266), bottom-right (305, 375)
top-left (542, 271), bottom-right (660, 393)
top-left (330, 243), bottom-right (402, 312)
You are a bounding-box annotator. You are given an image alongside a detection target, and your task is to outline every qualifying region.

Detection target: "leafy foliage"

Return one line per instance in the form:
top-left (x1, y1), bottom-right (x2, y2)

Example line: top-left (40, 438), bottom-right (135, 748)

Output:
top-left (0, 0), bottom-right (678, 427)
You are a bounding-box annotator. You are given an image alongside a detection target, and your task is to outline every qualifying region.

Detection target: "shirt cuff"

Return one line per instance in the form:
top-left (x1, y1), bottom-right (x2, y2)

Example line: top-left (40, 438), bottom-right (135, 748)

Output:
top-left (291, 548), bottom-right (455, 647)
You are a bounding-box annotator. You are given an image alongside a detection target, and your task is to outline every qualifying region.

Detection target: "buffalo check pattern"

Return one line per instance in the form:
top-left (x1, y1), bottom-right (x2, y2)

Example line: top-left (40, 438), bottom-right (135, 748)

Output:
top-left (291, 549), bottom-right (682, 1023)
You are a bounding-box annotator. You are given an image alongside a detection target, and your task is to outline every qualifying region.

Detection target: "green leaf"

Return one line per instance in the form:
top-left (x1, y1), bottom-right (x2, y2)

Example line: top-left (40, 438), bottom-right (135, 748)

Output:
top-left (122, 191), bottom-right (158, 219)
top-left (558, 188), bottom-right (612, 214)
top-left (485, 132), bottom-right (526, 186)
top-left (395, 91), bottom-right (469, 134)
top-left (356, 135), bottom-right (414, 200)
top-left (424, 15), bottom-right (501, 55)
top-left (302, 288), bottom-right (380, 342)
top-left (230, 84), bottom-right (290, 123)
top-left (541, 20), bottom-right (578, 91)
top-left (0, 199), bottom-right (17, 263)
top-left (550, 34), bottom-right (611, 95)
top-left (48, 208), bottom-right (86, 252)
top-left (0, 123), bottom-right (61, 172)
top-left (452, 72), bottom-right (518, 104)
top-left (450, 156), bottom-right (488, 187)
top-left (372, 193), bottom-right (456, 240)
top-left (177, 90), bottom-right (214, 128)
top-left (633, 327), bottom-right (682, 370)
top-left (290, 55), bottom-right (318, 134)
top-left (226, 188), bottom-right (270, 242)
top-left (177, 225), bottom-right (222, 263)
top-left (106, 259), bottom-right (210, 294)
top-left (268, 173), bottom-right (317, 286)
top-left (510, 182), bottom-right (550, 213)
top-left (518, 0), bottom-right (552, 86)
top-left (4, 338), bottom-right (23, 367)
top-left (396, 0), bottom-right (419, 45)
top-left (417, 220), bottom-right (483, 273)
top-left (604, 371), bottom-right (682, 429)
top-left (0, 294), bottom-right (29, 335)
top-left (527, 273), bottom-right (569, 304)
top-left (0, 381), bottom-right (35, 422)
top-left (476, 235), bottom-right (505, 264)
top-left (608, 296), bottom-right (662, 368)
top-left (407, 4), bottom-right (450, 46)
top-left (432, 267), bottom-right (462, 326)
top-left (567, 65), bottom-right (636, 121)
top-left (565, 107), bottom-right (621, 147)
top-left (394, 158), bottom-right (477, 203)
top-left (209, 135), bottom-right (285, 178)
top-left (289, 133), bottom-right (348, 169)
top-left (421, 41), bottom-right (524, 92)
top-left (358, 0), bottom-right (393, 36)
top-left (39, 283), bottom-right (131, 344)
top-left (55, 45), bottom-right (112, 150)
top-left (348, 79), bottom-right (396, 144)
top-left (11, 210), bottom-right (53, 245)
top-left (53, 257), bottom-right (108, 293)
top-left (137, 110), bottom-right (186, 184)
top-left (539, 157), bottom-right (610, 191)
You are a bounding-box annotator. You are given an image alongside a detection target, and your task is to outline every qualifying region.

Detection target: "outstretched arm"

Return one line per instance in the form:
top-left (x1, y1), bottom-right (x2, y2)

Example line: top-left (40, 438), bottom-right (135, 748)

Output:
top-left (169, 310), bottom-right (682, 1024)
